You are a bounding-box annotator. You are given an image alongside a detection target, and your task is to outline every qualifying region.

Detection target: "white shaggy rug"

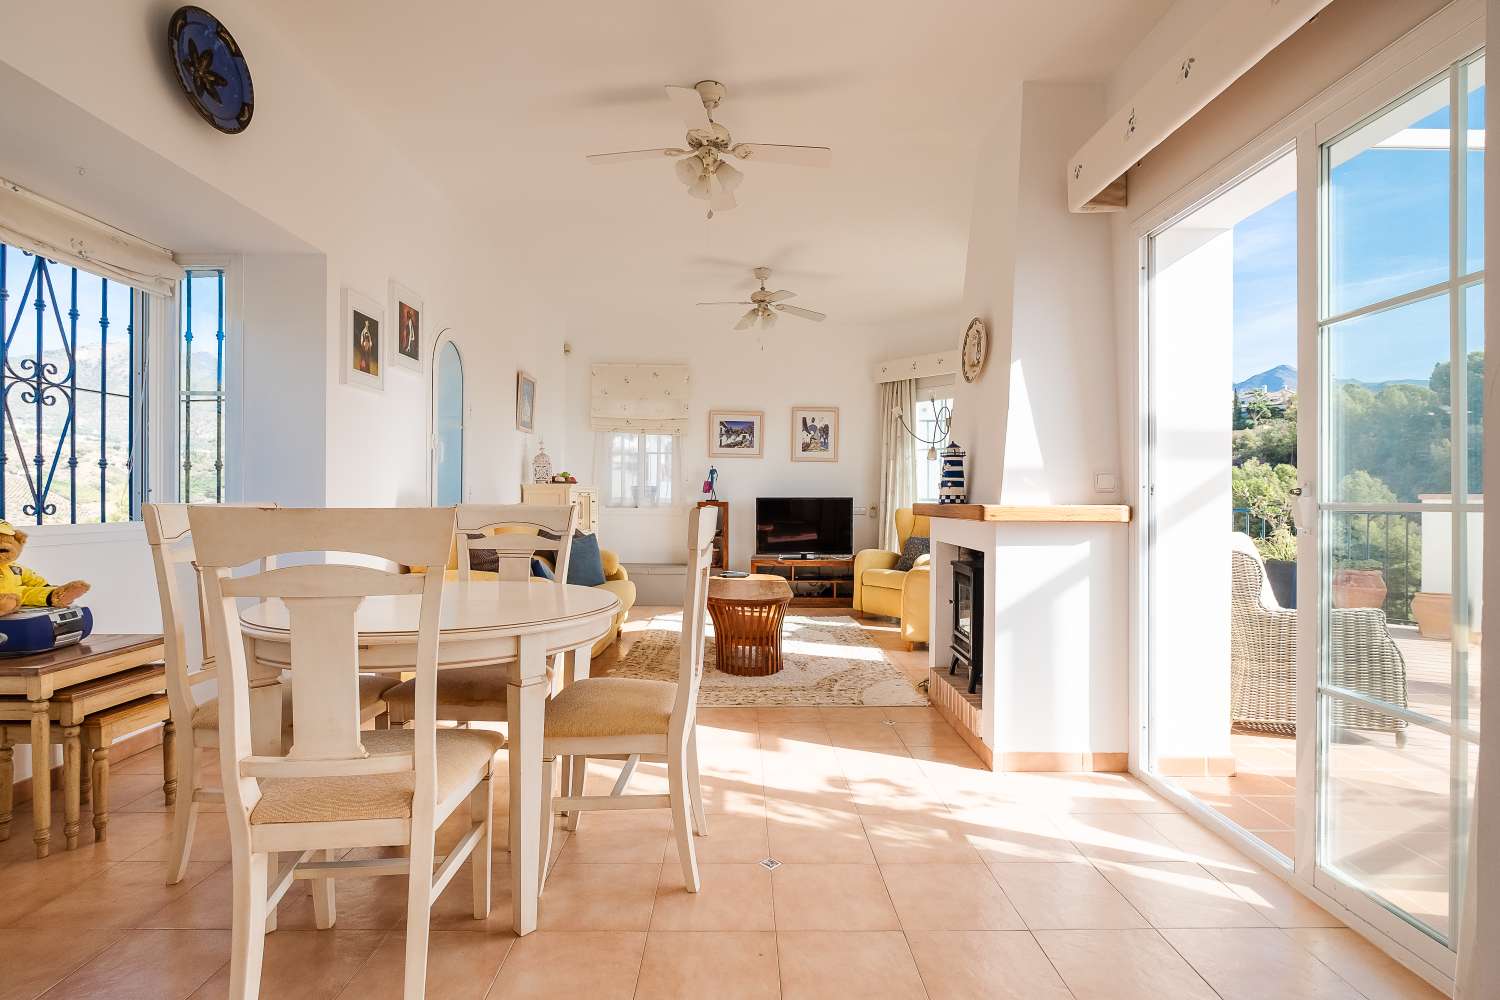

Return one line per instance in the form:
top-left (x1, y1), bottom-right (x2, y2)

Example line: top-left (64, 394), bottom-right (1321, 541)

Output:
top-left (606, 612), bottom-right (927, 707)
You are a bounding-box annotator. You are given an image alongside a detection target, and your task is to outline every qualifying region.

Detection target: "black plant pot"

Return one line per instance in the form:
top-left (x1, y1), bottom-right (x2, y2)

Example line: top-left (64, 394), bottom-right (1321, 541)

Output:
top-left (1264, 559), bottom-right (1297, 610)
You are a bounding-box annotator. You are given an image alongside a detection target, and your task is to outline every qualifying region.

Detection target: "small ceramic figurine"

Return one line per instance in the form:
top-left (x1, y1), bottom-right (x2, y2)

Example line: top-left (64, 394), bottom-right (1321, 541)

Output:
top-left (0, 520), bottom-right (90, 616)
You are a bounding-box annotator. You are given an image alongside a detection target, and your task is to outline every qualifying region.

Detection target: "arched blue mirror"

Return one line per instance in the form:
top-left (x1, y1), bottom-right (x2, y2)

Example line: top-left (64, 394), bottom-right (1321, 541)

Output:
top-left (433, 338), bottom-right (464, 505)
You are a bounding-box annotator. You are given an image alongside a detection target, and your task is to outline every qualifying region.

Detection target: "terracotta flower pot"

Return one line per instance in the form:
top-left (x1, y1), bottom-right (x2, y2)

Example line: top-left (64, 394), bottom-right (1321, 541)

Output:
top-left (1332, 569), bottom-right (1386, 610)
top-left (1411, 591), bottom-right (1452, 640)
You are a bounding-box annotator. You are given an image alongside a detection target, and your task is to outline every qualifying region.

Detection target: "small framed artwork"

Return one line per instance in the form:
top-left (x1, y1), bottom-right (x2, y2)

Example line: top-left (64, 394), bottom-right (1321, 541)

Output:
top-left (341, 288), bottom-right (383, 391)
top-left (708, 409), bottom-right (764, 458)
top-left (389, 280), bottom-right (423, 373)
top-left (516, 370), bottom-right (537, 432)
top-left (791, 406), bottom-right (839, 462)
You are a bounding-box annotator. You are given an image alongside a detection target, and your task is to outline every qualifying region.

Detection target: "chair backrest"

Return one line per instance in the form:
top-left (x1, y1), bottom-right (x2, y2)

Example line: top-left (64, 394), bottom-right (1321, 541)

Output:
top-left (455, 503), bottom-right (579, 583)
top-left (143, 502), bottom-right (279, 730)
top-left (670, 504), bottom-right (719, 738)
top-left (190, 506), bottom-right (456, 830)
top-left (894, 507), bottom-right (930, 550)
top-left (1230, 531), bottom-right (1280, 611)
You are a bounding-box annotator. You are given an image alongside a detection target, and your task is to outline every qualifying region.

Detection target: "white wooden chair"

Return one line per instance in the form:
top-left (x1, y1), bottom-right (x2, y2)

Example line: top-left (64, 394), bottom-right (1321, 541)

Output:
top-left (539, 504), bottom-right (717, 891)
top-left (192, 505), bottom-right (499, 1000)
top-left (383, 502), bottom-right (580, 726)
top-left (144, 503), bottom-right (398, 886)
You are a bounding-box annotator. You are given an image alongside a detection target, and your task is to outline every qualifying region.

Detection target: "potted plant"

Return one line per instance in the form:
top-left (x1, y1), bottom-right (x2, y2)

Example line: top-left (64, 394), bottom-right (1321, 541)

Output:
top-left (1255, 528), bottom-right (1298, 609)
top-left (1333, 559), bottom-right (1387, 610)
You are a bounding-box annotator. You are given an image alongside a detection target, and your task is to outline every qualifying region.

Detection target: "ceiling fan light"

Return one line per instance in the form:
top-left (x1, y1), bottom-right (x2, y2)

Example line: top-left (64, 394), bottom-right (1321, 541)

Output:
top-left (674, 154), bottom-right (704, 186)
top-left (714, 159), bottom-right (743, 192)
top-left (688, 174), bottom-right (712, 200)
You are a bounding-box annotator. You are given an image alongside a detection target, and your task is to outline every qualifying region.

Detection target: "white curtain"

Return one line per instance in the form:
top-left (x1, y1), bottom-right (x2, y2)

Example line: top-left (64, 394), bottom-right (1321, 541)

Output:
top-left (878, 378), bottom-right (918, 552)
top-left (0, 177), bottom-right (182, 296)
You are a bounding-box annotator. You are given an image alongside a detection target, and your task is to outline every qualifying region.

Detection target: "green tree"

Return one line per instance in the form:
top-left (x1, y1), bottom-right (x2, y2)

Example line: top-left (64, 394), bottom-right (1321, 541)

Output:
top-left (1429, 349), bottom-right (1484, 493)
top-left (1245, 387), bottom-right (1276, 426)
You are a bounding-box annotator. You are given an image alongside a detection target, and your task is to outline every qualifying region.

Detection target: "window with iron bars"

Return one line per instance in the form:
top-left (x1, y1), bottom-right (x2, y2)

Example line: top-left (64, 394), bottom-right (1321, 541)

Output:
top-left (179, 268), bottom-right (227, 503)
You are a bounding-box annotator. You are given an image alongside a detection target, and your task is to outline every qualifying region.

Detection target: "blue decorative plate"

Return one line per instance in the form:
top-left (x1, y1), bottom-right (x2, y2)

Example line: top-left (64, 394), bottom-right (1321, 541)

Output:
top-left (167, 6), bottom-right (253, 134)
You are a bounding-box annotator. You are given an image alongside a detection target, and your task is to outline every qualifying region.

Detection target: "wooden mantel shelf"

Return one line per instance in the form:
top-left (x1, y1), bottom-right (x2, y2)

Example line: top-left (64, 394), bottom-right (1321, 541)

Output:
top-left (913, 502), bottom-right (1132, 523)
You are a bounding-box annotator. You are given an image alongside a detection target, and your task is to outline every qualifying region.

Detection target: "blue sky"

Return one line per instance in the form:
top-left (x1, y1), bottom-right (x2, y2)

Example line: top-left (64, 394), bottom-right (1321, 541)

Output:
top-left (1231, 77), bottom-right (1484, 384)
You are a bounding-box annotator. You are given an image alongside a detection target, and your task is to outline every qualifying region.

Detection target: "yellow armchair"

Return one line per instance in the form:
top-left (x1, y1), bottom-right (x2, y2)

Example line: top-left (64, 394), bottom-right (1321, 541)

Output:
top-left (852, 508), bottom-right (931, 648)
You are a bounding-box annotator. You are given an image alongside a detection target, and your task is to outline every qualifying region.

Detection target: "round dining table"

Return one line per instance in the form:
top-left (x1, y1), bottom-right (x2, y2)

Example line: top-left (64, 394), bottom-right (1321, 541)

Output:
top-left (239, 578), bottom-right (621, 936)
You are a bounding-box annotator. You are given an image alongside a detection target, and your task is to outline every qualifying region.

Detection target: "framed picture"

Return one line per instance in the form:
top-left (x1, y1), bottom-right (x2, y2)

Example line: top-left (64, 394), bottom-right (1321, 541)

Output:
top-left (516, 370), bottom-right (537, 432)
top-left (388, 280), bottom-right (423, 373)
top-left (341, 288), bottom-right (383, 391)
top-left (708, 409), bottom-right (764, 458)
top-left (790, 406), bottom-right (839, 462)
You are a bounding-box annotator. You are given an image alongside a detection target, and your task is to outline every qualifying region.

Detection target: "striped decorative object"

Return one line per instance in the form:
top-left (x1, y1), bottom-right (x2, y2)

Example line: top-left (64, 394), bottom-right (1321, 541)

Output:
top-left (938, 442), bottom-right (967, 504)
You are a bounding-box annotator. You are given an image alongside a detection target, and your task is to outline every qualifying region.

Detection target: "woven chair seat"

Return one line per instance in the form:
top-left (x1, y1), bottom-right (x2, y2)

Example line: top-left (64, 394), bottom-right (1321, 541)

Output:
top-left (544, 677), bottom-right (676, 740)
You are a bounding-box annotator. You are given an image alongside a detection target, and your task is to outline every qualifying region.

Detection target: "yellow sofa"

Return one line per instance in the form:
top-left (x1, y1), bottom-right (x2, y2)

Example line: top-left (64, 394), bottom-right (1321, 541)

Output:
top-left (852, 507), bottom-right (930, 648)
top-left (412, 531), bottom-right (637, 658)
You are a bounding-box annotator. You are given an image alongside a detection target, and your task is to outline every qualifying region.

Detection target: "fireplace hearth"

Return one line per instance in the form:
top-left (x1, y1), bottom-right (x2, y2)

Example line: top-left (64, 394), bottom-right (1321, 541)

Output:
top-left (949, 548), bottom-right (983, 693)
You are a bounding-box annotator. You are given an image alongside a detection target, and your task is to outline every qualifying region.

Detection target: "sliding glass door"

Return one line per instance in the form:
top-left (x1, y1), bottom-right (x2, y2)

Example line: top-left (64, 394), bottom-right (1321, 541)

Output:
top-left (1313, 51), bottom-right (1484, 948)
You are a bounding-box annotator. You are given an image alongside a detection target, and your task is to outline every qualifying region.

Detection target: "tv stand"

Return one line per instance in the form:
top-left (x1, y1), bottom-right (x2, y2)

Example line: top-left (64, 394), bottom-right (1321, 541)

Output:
top-left (749, 555), bottom-right (855, 607)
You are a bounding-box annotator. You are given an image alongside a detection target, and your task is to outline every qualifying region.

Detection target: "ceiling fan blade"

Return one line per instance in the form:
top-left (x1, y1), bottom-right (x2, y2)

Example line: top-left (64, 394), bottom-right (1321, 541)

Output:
top-left (586, 147), bottom-right (690, 164)
top-left (764, 289), bottom-right (796, 302)
top-left (775, 303), bottom-right (827, 322)
top-left (728, 143), bottom-right (832, 167)
top-left (734, 308), bottom-right (759, 332)
top-left (665, 85), bottom-right (711, 129)
top-left (697, 301), bottom-right (754, 306)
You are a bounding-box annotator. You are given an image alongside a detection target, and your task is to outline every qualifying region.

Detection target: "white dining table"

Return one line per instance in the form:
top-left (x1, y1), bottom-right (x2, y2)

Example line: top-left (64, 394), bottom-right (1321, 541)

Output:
top-left (238, 578), bottom-right (621, 936)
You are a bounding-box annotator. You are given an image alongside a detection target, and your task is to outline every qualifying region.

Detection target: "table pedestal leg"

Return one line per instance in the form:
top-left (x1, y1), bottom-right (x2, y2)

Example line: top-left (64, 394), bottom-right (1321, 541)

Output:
top-left (30, 700), bottom-right (50, 858)
top-left (508, 634), bottom-right (547, 936)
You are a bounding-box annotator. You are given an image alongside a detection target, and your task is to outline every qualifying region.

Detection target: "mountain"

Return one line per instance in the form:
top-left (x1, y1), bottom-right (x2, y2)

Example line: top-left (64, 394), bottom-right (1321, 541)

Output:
top-left (1234, 365), bottom-right (1297, 395)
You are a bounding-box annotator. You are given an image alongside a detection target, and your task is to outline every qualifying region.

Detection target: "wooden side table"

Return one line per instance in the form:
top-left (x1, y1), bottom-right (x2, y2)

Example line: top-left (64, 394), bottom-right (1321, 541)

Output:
top-left (707, 574), bottom-right (793, 676)
top-left (0, 635), bottom-right (166, 857)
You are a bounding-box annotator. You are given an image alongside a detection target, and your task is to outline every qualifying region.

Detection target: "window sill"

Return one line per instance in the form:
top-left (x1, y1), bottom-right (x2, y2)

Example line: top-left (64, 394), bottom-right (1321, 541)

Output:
top-left (600, 505), bottom-right (690, 516)
top-left (22, 521), bottom-right (145, 547)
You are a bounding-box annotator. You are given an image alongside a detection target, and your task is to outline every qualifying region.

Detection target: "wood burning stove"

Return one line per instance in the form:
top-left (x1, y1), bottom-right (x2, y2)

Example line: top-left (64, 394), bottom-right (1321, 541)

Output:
top-left (949, 548), bottom-right (983, 693)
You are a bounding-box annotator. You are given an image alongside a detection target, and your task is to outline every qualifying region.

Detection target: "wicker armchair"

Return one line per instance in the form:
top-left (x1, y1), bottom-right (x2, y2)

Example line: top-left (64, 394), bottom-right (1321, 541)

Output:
top-left (1230, 533), bottom-right (1408, 743)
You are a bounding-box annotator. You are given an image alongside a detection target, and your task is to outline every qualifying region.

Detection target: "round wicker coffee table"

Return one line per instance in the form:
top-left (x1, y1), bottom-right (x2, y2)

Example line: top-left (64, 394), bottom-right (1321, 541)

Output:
top-left (707, 574), bottom-right (793, 676)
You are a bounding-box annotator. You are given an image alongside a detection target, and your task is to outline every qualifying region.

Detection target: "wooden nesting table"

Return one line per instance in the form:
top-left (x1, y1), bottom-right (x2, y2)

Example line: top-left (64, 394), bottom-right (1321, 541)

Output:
top-left (707, 574), bottom-right (793, 676)
top-left (0, 634), bottom-right (167, 857)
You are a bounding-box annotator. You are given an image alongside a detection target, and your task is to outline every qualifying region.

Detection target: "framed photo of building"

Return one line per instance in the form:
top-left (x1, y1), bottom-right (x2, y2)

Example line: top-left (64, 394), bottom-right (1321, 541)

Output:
top-left (516, 370), bottom-right (537, 432)
top-left (708, 409), bottom-right (764, 458)
top-left (341, 287), bottom-right (384, 391)
top-left (790, 406), bottom-right (839, 462)
top-left (389, 280), bottom-right (423, 373)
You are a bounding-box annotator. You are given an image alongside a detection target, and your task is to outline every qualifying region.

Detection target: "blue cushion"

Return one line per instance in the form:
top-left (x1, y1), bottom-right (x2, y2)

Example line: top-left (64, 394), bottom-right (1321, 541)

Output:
top-left (531, 557), bottom-right (555, 580)
top-left (894, 534), bottom-right (930, 572)
top-left (565, 532), bottom-right (607, 587)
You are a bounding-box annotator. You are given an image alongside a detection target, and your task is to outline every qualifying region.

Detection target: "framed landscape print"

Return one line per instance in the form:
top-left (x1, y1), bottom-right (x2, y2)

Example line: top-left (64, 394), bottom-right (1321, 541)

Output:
top-left (708, 409), bottom-right (764, 458)
top-left (341, 287), bottom-right (384, 391)
top-left (516, 370), bottom-right (537, 432)
top-left (791, 406), bottom-right (839, 462)
top-left (389, 280), bottom-right (423, 372)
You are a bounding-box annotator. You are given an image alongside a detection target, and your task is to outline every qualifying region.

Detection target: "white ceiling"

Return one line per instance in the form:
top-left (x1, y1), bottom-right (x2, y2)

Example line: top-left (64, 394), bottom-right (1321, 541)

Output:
top-left (255, 0), bottom-right (1172, 334)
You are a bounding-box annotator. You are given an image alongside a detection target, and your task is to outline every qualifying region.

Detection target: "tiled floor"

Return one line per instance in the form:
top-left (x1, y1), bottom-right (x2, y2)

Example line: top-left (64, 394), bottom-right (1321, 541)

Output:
top-left (1164, 626), bottom-right (1479, 937)
top-left (0, 609), bottom-right (1444, 999)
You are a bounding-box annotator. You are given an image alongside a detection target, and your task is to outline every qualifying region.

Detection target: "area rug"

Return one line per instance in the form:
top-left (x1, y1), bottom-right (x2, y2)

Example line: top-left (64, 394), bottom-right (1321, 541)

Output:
top-left (607, 612), bottom-right (927, 707)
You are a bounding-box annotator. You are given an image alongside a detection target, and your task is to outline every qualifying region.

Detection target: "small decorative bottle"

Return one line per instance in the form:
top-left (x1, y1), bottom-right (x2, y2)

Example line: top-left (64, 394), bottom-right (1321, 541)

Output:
top-left (938, 441), bottom-right (967, 504)
top-left (532, 439), bottom-right (554, 484)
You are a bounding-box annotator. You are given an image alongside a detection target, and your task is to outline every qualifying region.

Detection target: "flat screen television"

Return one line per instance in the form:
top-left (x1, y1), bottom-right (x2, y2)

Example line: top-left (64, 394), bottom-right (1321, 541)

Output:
top-left (756, 497), bottom-right (853, 557)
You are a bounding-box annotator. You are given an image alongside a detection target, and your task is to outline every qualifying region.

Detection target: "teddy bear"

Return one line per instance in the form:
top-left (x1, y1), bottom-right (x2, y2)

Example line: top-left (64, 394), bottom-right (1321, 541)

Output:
top-left (0, 521), bottom-right (89, 616)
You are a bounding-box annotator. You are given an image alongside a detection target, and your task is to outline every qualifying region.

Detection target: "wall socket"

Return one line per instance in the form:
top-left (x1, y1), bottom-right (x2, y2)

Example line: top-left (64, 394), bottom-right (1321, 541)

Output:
top-left (854, 505), bottom-right (869, 517)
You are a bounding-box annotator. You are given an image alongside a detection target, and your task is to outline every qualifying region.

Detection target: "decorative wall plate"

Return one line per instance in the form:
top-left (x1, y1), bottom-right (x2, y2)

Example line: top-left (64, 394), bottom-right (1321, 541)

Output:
top-left (961, 316), bottom-right (987, 383)
top-left (168, 6), bottom-right (254, 134)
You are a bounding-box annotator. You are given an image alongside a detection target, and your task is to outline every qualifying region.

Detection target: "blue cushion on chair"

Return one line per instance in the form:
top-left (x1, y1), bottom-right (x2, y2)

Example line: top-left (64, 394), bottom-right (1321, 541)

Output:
top-left (565, 532), bottom-right (607, 587)
top-left (531, 558), bottom-right (555, 580)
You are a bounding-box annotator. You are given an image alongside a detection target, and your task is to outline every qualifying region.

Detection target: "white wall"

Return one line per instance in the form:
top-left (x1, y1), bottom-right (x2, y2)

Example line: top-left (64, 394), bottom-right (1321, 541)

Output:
top-left (562, 318), bottom-right (936, 568)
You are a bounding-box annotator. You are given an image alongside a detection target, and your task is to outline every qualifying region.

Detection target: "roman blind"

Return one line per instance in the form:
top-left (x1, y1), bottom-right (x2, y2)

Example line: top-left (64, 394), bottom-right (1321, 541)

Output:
top-left (0, 177), bottom-right (183, 296)
top-left (590, 363), bottom-right (691, 433)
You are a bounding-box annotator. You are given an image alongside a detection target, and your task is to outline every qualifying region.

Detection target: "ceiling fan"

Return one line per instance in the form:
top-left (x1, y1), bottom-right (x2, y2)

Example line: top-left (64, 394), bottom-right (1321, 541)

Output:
top-left (698, 267), bottom-right (828, 331)
top-left (585, 81), bottom-right (832, 218)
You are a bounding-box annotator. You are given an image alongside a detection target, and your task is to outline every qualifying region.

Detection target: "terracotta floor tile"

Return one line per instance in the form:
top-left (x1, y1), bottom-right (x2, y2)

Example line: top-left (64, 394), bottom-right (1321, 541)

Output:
top-left (668, 813), bottom-right (769, 864)
top-left (861, 814), bottom-right (982, 864)
top-left (881, 706), bottom-right (944, 724)
top-left (556, 809), bottom-right (670, 864)
top-left (906, 930), bottom-right (1073, 1000)
top-left (776, 930), bottom-right (926, 1000)
top-left (635, 931), bottom-right (780, 1000)
top-left (824, 722), bottom-right (907, 751)
top-left (1285, 928), bottom-right (1446, 999)
top-left (817, 707), bottom-right (892, 725)
top-left (770, 863), bottom-right (899, 930)
top-left (880, 862), bottom-right (1023, 930)
top-left (188, 928), bottom-right (385, 999)
top-left (485, 930), bottom-right (645, 999)
top-left (334, 929), bottom-right (512, 1000)
top-left (537, 862), bottom-right (660, 930)
top-left (651, 862), bottom-right (775, 931)
top-left (12, 860), bottom-right (221, 929)
top-left (124, 812), bottom-right (233, 865)
top-left (1206, 863), bottom-right (1342, 928)
top-left (952, 806), bottom-right (1087, 863)
top-left (1058, 813), bottom-right (1190, 864)
top-left (0, 927), bottom-right (125, 1000)
top-left (1034, 928), bottom-right (1219, 1000)
top-left (1162, 927), bottom-right (1365, 1000)
top-left (986, 861), bottom-right (1149, 929)
top-left (766, 810), bottom-right (875, 864)
top-left (42, 928), bottom-right (228, 1000)
top-left (1097, 861), bottom-right (1273, 929)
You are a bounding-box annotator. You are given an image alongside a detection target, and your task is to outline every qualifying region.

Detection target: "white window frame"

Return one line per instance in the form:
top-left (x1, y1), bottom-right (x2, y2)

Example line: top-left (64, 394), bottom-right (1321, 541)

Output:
top-left (599, 430), bottom-right (677, 509)
top-left (913, 377), bottom-right (955, 503)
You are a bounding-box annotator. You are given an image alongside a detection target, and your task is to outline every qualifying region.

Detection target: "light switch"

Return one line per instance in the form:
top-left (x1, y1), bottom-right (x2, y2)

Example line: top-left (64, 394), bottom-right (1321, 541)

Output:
top-left (1094, 473), bottom-right (1118, 493)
